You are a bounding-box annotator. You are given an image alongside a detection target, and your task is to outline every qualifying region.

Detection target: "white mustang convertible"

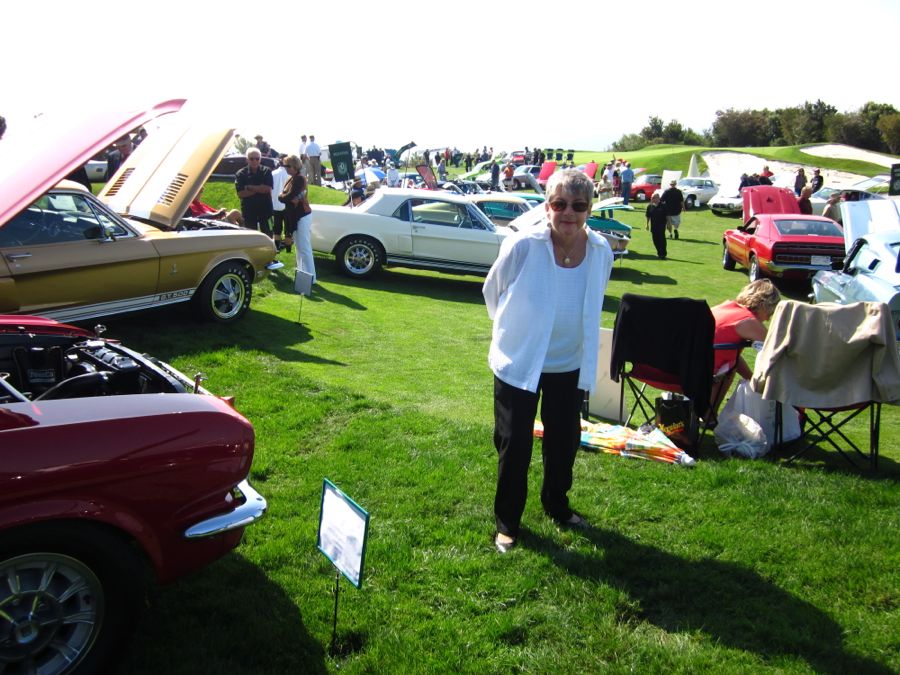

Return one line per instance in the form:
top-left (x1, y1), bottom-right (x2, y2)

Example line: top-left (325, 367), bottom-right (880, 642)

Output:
top-left (311, 188), bottom-right (509, 279)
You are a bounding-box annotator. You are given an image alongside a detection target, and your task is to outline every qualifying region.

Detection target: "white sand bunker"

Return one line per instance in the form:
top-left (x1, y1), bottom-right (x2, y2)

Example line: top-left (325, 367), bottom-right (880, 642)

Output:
top-left (701, 150), bottom-right (868, 192)
top-left (802, 144), bottom-right (898, 168)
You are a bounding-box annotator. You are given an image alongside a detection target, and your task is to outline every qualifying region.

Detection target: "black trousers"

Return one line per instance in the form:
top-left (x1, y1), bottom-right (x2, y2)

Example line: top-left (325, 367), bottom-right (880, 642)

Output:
top-left (651, 221), bottom-right (667, 258)
top-left (493, 371), bottom-right (583, 538)
top-left (244, 211), bottom-right (272, 237)
top-left (272, 210), bottom-right (288, 239)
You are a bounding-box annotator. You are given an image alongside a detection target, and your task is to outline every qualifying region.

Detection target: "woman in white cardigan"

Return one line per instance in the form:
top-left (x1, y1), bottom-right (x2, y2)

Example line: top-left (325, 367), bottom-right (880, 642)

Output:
top-left (483, 170), bottom-right (614, 553)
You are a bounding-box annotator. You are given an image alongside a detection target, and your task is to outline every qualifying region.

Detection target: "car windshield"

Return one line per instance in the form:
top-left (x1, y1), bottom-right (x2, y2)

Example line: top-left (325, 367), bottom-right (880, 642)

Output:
top-left (677, 179), bottom-right (704, 188)
top-left (814, 187), bottom-right (840, 199)
top-left (773, 219), bottom-right (843, 237)
top-left (0, 192), bottom-right (130, 247)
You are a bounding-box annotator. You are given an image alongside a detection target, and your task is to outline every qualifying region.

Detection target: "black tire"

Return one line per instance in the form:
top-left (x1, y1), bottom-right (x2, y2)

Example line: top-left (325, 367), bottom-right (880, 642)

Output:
top-left (685, 195), bottom-right (696, 209)
top-left (711, 209), bottom-right (723, 217)
top-left (0, 523), bottom-right (145, 675)
top-left (335, 236), bottom-right (383, 279)
top-left (722, 243), bottom-right (736, 270)
top-left (194, 261), bottom-right (252, 323)
top-left (635, 191), bottom-right (647, 202)
top-left (748, 255), bottom-right (763, 282)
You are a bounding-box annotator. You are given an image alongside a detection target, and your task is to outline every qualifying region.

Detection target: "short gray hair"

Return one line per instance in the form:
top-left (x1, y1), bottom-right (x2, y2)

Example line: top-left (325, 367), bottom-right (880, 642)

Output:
top-left (545, 169), bottom-right (594, 203)
top-left (246, 148), bottom-right (262, 160)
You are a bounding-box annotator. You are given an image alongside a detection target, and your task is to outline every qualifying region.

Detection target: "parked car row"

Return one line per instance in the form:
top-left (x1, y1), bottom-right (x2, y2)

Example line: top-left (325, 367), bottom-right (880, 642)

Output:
top-left (0, 100), bottom-right (271, 674)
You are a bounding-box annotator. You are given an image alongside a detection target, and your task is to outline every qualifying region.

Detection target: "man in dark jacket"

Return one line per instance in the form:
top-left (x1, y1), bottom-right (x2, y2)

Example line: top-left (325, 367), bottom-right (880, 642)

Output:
top-left (235, 148), bottom-right (274, 237)
top-left (660, 180), bottom-right (684, 239)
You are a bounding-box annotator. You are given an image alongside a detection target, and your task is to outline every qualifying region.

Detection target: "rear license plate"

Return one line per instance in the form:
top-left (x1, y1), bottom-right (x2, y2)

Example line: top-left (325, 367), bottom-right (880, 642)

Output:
top-left (811, 255), bottom-right (831, 266)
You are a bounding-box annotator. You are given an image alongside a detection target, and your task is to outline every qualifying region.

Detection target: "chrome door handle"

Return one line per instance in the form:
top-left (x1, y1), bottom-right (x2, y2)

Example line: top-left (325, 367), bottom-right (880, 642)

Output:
top-left (5, 253), bottom-right (32, 261)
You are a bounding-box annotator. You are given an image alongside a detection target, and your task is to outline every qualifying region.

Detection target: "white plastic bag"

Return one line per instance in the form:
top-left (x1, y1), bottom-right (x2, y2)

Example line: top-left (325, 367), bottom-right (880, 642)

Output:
top-left (714, 412), bottom-right (768, 458)
top-left (715, 380), bottom-right (801, 456)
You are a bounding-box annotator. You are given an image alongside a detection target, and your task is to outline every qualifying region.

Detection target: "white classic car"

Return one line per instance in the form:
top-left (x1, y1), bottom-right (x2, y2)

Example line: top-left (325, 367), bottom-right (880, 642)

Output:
top-left (677, 177), bottom-right (719, 208)
top-left (311, 188), bottom-right (509, 278)
top-left (708, 189), bottom-right (743, 216)
top-left (811, 200), bottom-right (900, 340)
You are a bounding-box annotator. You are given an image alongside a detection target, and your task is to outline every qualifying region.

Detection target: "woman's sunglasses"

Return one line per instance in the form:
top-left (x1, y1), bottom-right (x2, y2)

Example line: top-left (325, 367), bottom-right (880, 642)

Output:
top-left (548, 199), bottom-right (591, 213)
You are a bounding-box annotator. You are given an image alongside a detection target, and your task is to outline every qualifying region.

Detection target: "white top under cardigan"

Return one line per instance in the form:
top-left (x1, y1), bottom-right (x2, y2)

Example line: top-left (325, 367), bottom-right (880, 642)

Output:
top-left (483, 223), bottom-right (614, 394)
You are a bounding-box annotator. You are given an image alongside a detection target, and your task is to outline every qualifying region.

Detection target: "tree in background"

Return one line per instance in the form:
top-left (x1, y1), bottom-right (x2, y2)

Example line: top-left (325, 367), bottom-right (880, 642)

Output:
top-left (610, 133), bottom-right (648, 152)
top-left (876, 113), bottom-right (900, 154)
top-left (640, 116), bottom-right (665, 143)
top-left (711, 109), bottom-right (770, 147)
top-left (610, 116), bottom-right (708, 151)
top-left (827, 102), bottom-right (898, 152)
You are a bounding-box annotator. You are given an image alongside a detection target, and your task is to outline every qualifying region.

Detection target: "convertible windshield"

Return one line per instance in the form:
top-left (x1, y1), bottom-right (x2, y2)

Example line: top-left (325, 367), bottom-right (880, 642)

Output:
top-left (774, 219), bottom-right (843, 237)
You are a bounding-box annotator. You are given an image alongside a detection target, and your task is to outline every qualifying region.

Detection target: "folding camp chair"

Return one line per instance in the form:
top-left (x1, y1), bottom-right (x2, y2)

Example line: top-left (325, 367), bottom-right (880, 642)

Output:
top-left (610, 294), bottom-right (724, 450)
top-left (752, 300), bottom-right (900, 471)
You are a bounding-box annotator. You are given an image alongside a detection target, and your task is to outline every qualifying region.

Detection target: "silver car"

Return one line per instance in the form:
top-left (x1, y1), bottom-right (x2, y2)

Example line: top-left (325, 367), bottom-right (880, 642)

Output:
top-left (811, 200), bottom-right (900, 339)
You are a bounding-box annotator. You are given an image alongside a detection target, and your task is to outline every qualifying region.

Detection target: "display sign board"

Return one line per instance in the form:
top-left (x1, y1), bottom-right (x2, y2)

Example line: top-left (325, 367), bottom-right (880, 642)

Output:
top-left (294, 269), bottom-right (313, 297)
top-left (329, 142), bottom-right (354, 182)
top-left (317, 479), bottom-right (369, 588)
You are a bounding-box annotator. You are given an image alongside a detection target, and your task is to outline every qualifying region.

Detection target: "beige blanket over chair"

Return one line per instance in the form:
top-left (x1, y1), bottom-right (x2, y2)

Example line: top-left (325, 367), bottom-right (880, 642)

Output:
top-left (750, 300), bottom-right (900, 408)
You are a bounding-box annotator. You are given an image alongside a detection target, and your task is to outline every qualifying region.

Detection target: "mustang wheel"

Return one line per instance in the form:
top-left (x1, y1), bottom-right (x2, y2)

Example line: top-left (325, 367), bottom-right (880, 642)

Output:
top-left (722, 243), bottom-right (736, 270)
top-left (635, 191), bottom-right (647, 202)
top-left (685, 195), bottom-right (696, 209)
top-left (336, 236), bottom-right (383, 278)
top-left (195, 262), bottom-right (252, 322)
top-left (748, 255), bottom-right (763, 282)
top-left (0, 526), bottom-right (144, 675)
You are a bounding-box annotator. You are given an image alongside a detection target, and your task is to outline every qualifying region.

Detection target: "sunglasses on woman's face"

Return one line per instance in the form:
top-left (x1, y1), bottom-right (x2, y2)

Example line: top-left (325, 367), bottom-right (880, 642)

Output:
top-left (548, 199), bottom-right (591, 213)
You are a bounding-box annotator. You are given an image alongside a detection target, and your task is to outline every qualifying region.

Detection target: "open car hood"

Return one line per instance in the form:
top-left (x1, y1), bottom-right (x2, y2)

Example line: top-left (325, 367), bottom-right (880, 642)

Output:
top-left (592, 196), bottom-right (635, 213)
top-left (841, 200), bottom-right (900, 249)
top-left (98, 120), bottom-right (234, 228)
top-left (0, 99), bottom-right (186, 227)
top-left (741, 185), bottom-right (800, 222)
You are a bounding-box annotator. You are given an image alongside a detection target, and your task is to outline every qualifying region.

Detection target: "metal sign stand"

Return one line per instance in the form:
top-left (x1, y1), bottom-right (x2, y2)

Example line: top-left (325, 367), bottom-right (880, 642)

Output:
top-left (330, 569), bottom-right (341, 655)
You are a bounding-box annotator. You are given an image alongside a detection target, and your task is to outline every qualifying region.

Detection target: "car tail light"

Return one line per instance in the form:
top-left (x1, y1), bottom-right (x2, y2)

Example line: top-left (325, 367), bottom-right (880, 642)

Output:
top-left (220, 395), bottom-right (236, 409)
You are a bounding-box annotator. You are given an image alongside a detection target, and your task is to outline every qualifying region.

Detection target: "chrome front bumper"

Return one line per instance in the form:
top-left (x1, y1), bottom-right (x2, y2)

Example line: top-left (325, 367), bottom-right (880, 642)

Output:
top-left (184, 479), bottom-right (267, 539)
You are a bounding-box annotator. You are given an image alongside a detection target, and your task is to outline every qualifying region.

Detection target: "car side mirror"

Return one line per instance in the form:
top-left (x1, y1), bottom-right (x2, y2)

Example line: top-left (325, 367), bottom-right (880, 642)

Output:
top-left (102, 224), bottom-right (117, 242)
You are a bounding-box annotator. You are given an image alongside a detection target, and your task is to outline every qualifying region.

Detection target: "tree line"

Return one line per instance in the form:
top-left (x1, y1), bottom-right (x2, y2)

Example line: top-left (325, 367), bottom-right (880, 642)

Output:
top-left (611, 101), bottom-right (900, 155)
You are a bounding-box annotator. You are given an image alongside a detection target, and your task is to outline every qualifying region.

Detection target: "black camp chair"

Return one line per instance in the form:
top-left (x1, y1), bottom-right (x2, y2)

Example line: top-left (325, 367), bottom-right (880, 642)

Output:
top-left (610, 294), bottom-right (749, 451)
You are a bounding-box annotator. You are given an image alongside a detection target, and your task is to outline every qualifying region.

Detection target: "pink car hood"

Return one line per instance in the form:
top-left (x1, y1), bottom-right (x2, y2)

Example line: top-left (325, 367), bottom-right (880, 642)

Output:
top-left (0, 99), bottom-right (186, 227)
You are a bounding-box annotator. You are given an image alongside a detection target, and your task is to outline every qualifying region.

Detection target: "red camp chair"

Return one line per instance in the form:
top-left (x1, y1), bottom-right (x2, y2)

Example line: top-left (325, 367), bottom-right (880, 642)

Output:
top-left (610, 294), bottom-right (749, 450)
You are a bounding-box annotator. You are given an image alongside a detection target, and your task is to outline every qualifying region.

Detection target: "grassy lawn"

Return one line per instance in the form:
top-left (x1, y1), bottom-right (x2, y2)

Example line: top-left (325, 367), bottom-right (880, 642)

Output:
top-left (105, 156), bottom-right (900, 674)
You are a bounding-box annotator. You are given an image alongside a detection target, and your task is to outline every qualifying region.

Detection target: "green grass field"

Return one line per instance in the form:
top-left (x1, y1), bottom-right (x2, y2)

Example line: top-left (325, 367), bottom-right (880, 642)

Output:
top-left (105, 147), bottom-right (899, 674)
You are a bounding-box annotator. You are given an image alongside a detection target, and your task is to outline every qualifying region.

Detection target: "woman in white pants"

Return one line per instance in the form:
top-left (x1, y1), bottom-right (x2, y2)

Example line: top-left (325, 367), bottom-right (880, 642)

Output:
top-left (279, 155), bottom-right (316, 285)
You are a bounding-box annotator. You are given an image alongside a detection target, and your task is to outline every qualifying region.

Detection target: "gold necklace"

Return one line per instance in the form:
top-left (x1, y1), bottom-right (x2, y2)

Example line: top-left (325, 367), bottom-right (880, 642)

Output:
top-left (555, 230), bottom-right (584, 266)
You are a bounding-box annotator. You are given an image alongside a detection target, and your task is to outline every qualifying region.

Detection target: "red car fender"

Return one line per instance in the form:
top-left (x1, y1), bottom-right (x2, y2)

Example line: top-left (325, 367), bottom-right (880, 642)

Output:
top-left (0, 497), bottom-right (168, 574)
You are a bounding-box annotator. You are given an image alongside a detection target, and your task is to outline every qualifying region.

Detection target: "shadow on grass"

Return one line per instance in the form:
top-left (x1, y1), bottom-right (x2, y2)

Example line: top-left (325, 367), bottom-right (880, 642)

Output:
top-left (673, 237), bottom-right (717, 246)
top-left (768, 441), bottom-right (900, 480)
top-left (99, 304), bottom-right (345, 367)
top-left (523, 527), bottom-right (892, 674)
top-left (112, 555), bottom-right (327, 674)
top-left (608, 268), bottom-right (677, 286)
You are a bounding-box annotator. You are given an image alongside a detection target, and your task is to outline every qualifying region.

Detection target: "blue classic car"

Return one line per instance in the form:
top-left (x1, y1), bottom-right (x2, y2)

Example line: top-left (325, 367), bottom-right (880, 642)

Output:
top-left (505, 197), bottom-right (632, 258)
